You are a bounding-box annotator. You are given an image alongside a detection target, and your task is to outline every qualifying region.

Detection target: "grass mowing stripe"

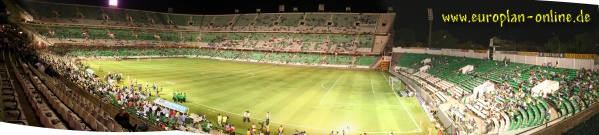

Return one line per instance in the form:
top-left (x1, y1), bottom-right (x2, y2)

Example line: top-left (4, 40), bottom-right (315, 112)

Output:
top-left (280, 68), bottom-right (337, 127)
top-left (85, 58), bottom-right (431, 135)
top-left (104, 60), bottom-right (253, 82)
top-left (178, 67), bottom-right (268, 83)
top-left (181, 67), bottom-right (276, 106)
top-left (210, 66), bottom-right (290, 111)
top-left (256, 67), bottom-right (316, 115)
top-left (275, 71), bottom-right (338, 131)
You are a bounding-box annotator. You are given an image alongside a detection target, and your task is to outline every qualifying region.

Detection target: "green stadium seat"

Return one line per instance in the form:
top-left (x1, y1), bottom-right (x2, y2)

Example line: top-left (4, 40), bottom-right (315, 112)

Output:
top-left (332, 14), bottom-right (358, 28)
top-left (254, 14), bottom-right (279, 26)
top-left (234, 14), bottom-right (256, 26)
top-left (212, 15), bottom-right (234, 27)
top-left (279, 14), bottom-right (303, 26)
top-left (126, 10), bottom-right (152, 24)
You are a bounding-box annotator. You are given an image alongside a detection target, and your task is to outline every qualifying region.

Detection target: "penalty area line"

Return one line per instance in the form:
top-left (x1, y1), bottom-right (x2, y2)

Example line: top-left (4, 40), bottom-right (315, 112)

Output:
top-left (371, 80), bottom-right (375, 93)
top-left (319, 75), bottom-right (342, 103)
top-left (380, 72), bottom-right (389, 82)
top-left (320, 81), bottom-right (331, 90)
top-left (386, 75), bottom-right (421, 131)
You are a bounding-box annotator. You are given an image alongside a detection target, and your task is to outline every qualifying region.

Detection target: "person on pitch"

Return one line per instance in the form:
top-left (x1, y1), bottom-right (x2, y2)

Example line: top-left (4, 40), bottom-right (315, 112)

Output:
top-left (243, 111), bottom-right (248, 122)
top-left (172, 91), bottom-right (177, 102)
top-left (252, 123), bottom-right (257, 135)
top-left (265, 112), bottom-right (270, 125)
top-left (278, 125), bottom-right (284, 135)
top-left (217, 114), bottom-right (222, 126)
top-left (246, 111), bottom-right (251, 122)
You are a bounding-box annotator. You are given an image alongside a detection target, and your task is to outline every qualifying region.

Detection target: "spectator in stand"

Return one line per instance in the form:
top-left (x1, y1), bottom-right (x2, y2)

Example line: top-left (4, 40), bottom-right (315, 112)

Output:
top-left (115, 109), bottom-right (136, 131)
top-left (230, 124), bottom-right (236, 135)
top-left (225, 123), bottom-right (231, 134)
top-left (180, 113), bottom-right (187, 126)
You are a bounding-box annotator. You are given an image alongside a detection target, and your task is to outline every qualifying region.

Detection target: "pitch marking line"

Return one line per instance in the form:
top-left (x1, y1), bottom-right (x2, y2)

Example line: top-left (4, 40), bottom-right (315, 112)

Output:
top-left (319, 75), bottom-right (342, 103)
top-left (371, 80), bottom-right (375, 93)
top-left (380, 72), bottom-right (389, 82)
top-left (320, 102), bottom-right (402, 106)
top-left (385, 73), bottom-right (422, 132)
top-left (165, 81), bottom-right (175, 84)
top-left (320, 81), bottom-right (331, 90)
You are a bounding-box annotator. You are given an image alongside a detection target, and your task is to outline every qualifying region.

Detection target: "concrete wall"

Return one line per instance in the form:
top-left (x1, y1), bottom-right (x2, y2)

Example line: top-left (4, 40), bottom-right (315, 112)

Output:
top-left (494, 52), bottom-right (594, 69)
top-left (393, 48), bottom-right (488, 59)
top-left (393, 47), bottom-right (596, 70)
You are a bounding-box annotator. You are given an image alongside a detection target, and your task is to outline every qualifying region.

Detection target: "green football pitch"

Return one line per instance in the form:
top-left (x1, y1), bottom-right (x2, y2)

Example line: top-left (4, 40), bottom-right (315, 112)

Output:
top-left (85, 58), bottom-right (432, 134)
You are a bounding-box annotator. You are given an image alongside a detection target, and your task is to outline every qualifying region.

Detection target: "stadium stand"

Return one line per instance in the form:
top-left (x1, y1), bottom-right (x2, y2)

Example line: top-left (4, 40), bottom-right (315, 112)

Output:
top-left (17, 0), bottom-right (393, 36)
top-left (254, 14), bottom-right (278, 26)
top-left (169, 14), bottom-right (190, 26)
top-left (102, 7), bottom-right (127, 22)
top-left (2, 0), bottom-right (397, 133)
top-left (212, 15), bottom-right (234, 27)
top-left (22, 1), bottom-right (55, 19)
top-left (358, 14), bottom-right (378, 26)
top-left (46, 45), bottom-right (378, 68)
top-left (150, 12), bottom-right (170, 26)
top-left (0, 58), bottom-right (28, 125)
top-left (279, 14), bottom-right (304, 26)
top-left (355, 56), bottom-right (378, 66)
top-left (322, 55), bottom-right (353, 65)
top-left (233, 14), bottom-right (256, 26)
top-left (77, 5), bottom-right (103, 20)
top-left (191, 15), bottom-right (204, 27)
top-left (332, 14), bottom-right (358, 28)
top-left (27, 24), bottom-right (380, 52)
top-left (304, 13), bottom-right (331, 27)
top-left (50, 3), bottom-right (79, 19)
top-left (394, 53), bottom-right (599, 134)
top-left (126, 10), bottom-right (152, 24)
top-left (199, 15), bottom-right (214, 27)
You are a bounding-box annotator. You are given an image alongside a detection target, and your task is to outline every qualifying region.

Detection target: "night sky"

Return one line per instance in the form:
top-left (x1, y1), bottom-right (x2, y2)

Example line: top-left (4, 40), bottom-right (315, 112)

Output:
top-left (7, 0), bottom-right (599, 46)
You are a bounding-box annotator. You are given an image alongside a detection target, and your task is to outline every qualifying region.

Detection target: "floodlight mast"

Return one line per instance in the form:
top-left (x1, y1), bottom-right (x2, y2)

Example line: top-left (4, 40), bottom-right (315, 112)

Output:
top-left (427, 8), bottom-right (433, 47)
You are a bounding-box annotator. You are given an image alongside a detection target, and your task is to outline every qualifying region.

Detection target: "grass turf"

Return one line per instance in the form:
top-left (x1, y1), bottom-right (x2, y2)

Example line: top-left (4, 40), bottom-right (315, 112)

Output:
top-left (84, 58), bottom-right (432, 134)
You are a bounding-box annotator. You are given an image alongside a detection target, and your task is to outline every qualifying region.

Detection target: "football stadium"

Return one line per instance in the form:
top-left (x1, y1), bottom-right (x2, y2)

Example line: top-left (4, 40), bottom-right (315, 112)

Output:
top-left (0, 0), bottom-right (599, 135)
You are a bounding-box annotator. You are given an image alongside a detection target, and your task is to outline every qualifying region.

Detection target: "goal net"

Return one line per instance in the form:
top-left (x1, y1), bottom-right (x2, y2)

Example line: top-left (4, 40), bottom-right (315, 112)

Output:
top-left (388, 76), bottom-right (403, 92)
